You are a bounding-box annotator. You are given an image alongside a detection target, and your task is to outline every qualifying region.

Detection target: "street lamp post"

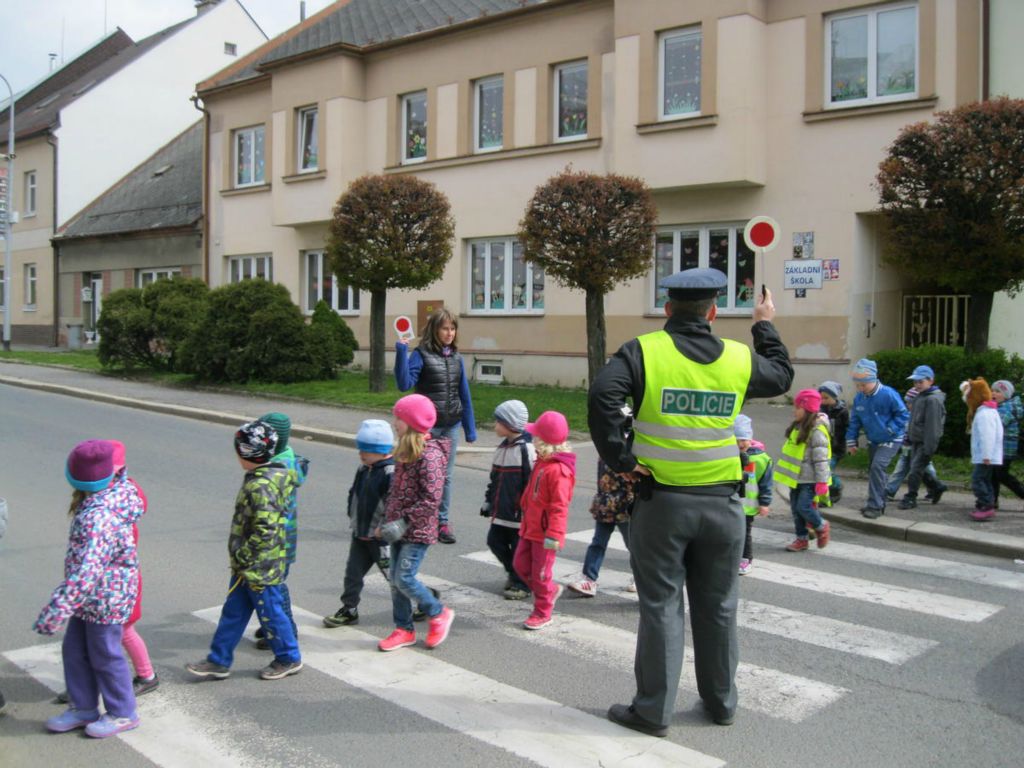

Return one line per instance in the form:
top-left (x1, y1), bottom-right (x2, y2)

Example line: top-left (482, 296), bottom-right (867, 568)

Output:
top-left (0, 73), bottom-right (13, 352)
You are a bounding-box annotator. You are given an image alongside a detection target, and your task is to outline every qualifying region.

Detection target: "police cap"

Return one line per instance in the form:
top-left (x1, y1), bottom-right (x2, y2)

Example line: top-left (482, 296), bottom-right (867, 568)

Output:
top-left (660, 268), bottom-right (727, 301)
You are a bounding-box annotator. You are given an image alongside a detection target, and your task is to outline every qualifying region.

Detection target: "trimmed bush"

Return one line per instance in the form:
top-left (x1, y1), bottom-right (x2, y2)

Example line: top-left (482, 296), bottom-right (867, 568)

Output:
top-left (97, 288), bottom-right (154, 370)
top-left (310, 300), bottom-right (358, 372)
top-left (143, 277), bottom-right (209, 372)
top-left (872, 344), bottom-right (1024, 457)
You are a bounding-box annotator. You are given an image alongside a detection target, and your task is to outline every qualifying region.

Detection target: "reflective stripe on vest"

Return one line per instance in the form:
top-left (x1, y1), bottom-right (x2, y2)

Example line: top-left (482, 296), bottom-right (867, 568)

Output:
top-left (634, 330), bottom-right (752, 486)
top-left (775, 424), bottom-right (832, 489)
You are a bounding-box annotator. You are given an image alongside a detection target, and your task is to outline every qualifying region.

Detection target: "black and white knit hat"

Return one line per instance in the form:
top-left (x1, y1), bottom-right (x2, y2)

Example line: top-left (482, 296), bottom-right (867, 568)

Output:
top-left (234, 420), bottom-right (279, 463)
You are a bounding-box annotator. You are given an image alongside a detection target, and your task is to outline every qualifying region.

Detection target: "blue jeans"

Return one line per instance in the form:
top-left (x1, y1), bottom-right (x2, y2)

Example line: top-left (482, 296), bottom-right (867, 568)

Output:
top-left (390, 541), bottom-right (443, 631)
top-left (885, 446), bottom-right (937, 497)
top-left (209, 578), bottom-right (300, 667)
top-left (430, 423), bottom-right (460, 525)
top-left (867, 441), bottom-right (902, 510)
top-left (790, 484), bottom-right (824, 537)
top-left (582, 520), bottom-right (630, 580)
top-left (971, 463), bottom-right (995, 509)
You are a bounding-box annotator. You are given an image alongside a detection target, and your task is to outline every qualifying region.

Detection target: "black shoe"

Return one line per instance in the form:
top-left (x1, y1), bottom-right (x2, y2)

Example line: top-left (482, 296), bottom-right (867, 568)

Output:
top-left (702, 702), bottom-right (735, 726)
top-left (438, 524), bottom-right (456, 544)
top-left (885, 492), bottom-right (896, 502)
top-left (323, 607), bottom-right (359, 628)
top-left (861, 507), bottom-right (884, 519)
top-left (897, 497), bottom-right (917, 510)
top-left (607, 704), bottom-right (668, 738)
top-left (254, 627), bottom-right (265, 640)
top-left (829, 487), bottom-right (843, 504)
top-left (414, 588), bottom-right (442, 622)
top-left (930, 484), bottom-right (947, 504)
top-left (133, 675), bottom-right (159, 696)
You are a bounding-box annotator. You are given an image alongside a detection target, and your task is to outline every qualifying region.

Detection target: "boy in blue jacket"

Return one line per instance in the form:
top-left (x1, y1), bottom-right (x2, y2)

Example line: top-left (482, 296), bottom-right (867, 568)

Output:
top-left (845, 359), bottom-right (910, 519)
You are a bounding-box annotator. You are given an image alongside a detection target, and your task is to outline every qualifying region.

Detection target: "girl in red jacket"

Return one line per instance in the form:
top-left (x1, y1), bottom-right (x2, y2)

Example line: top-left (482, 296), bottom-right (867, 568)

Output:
top-left (513, 411), bottom-right (577, 630)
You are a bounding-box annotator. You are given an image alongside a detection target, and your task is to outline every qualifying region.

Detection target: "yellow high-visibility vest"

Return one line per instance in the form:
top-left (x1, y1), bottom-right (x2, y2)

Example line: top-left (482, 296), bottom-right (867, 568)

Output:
top-left (633, 330), bottom-right (752, 486)
top-left (775, 424), bottom-right (832, 489)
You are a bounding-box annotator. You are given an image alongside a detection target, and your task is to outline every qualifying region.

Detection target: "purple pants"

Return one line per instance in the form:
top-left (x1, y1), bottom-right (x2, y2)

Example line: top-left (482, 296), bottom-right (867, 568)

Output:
top-left (63, 617), bottom-right (137, 718)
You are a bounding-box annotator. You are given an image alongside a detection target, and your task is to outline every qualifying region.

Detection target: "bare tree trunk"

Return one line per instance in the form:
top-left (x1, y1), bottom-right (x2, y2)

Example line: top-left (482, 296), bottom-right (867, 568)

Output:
top-left (585, 288), bottom-right (606, 389)
top-left (965, 291), bottom-right (993, 355)
top-left (369, 288), bottom-right (387, 392)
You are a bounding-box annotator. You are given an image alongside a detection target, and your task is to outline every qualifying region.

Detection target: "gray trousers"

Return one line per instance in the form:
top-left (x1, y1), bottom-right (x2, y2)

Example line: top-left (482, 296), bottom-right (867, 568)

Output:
top-left (629, 488), bottom-right (745, 726)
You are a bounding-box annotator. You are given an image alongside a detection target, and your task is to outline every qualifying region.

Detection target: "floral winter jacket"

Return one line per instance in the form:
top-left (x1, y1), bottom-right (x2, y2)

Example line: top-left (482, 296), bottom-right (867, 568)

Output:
top-left (519, 452), bottom-right (577, 547)
top-left (34, 476), bottom-right (145, 634)
top-left (229, 462), bottom-right (298, 587)
top-left (383, 438), bottom-right (450, 545)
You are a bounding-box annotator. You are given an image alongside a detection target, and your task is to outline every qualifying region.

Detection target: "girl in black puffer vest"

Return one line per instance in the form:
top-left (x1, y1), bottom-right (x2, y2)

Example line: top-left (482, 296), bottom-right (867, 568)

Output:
top-left (394, 307), bottom-right (477, 543)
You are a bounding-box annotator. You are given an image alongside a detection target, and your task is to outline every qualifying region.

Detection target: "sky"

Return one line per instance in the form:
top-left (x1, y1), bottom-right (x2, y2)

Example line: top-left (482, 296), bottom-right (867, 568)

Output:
top-left (0, 0), bottom-right (338, 97)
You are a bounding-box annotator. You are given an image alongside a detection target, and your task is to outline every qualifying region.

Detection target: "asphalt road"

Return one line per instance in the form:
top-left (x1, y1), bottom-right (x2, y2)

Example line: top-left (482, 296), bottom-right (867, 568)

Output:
top-left (1, 384), bottom-right (1023, 767)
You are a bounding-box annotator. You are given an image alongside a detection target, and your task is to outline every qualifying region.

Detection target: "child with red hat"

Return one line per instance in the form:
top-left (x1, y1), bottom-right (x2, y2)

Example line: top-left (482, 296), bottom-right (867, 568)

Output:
top-left (513, 410), bottom-right (577, 629)
top-left (775, 390), bottom-right (832, 551)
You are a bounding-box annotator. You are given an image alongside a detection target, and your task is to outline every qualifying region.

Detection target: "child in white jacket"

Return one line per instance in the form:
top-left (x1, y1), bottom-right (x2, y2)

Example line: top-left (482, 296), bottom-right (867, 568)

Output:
top-left (964, 378), bottom-right (1003, 521)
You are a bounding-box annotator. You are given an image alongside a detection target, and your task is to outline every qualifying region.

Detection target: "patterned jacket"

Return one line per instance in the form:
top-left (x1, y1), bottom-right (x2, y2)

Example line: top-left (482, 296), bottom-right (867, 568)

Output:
top-left (272, 446), bottom-right (309, 566)
top-left (229, 462), bottom-right (297, 587)
top-left (589, 459), bottom-right (636, 524)
top-left (34, 476), bottom-right (145, 634)
top-left (383, 438), bottom-right (450, 544)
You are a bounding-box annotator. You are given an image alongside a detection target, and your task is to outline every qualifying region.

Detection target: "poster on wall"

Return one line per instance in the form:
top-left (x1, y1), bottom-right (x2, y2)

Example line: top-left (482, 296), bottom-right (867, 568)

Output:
top-left (792, 231), bottom-right (814, 259)
top-left (795, 288), bottom-right (807, 298)
top-left (823, 259), bottom-right (839, 280)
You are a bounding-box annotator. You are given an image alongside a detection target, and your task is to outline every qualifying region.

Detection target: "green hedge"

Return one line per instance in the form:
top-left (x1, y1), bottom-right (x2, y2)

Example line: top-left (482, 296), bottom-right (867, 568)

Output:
top-left (872, 344), bottom-right (1024, 457)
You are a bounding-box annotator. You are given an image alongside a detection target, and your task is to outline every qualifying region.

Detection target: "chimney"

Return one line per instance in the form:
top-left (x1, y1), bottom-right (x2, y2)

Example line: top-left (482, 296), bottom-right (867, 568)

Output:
top-left (301, 1), bottom-right (307, 21)
top-left (195, 0), bottom-right (220, 15)
top-left (48, 53), bottom-right (58, 72)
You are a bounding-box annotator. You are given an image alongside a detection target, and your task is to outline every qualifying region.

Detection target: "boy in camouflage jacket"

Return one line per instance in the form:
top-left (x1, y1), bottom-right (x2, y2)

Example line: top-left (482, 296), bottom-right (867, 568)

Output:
top-left (186, 420), bottom-right (303, 682)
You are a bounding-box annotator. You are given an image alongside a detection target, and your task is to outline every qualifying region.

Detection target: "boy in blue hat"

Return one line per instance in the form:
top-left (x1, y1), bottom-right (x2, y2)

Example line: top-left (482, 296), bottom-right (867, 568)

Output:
top-left (896, 366), bottom-right (947, 509)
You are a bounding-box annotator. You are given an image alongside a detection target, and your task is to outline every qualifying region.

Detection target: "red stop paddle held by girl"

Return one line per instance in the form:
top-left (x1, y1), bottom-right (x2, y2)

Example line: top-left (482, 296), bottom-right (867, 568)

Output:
top-left (394, 316), bottom-right (415, 342)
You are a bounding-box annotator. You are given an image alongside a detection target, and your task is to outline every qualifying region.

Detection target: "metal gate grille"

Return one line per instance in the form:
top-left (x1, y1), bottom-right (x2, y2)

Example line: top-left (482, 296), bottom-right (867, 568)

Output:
top-left (901, 294), bottom-right (969, 348)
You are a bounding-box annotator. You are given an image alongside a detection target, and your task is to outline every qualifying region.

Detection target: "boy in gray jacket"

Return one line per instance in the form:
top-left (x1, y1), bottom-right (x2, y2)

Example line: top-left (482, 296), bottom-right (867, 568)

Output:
top-left (897, 365), bottom-right (948, 509)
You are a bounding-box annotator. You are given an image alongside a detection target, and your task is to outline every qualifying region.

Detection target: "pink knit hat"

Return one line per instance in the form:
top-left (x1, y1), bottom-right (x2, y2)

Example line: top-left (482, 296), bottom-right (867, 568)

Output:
top-left (393, 394), bottom-right (437, 434)
top-left (794, 388), bottom-right (822, 413)
top-left (525, 410), bottom-right (569, 445)
top-left (106, 440), bottom-right (127, 473)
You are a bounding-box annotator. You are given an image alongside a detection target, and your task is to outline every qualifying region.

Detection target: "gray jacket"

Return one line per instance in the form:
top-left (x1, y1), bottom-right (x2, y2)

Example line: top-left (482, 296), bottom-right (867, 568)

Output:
top-left (906, 386), bottom-right (946, 455)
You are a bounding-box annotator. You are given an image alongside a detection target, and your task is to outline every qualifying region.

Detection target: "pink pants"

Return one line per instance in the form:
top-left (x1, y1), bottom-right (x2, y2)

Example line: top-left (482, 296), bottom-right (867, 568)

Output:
top-left (513, 538), bottom-right (559, 621)
top-left (122, 622), bottom-right (154, 680)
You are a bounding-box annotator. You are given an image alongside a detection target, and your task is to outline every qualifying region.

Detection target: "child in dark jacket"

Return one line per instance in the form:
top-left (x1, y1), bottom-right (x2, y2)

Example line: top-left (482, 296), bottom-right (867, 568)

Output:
top-left (481, 400), bottom-right (536, 600)
top-left (817, 381), bottom-right (849, 504)
top-left (186, 420), bottom-right (302, 682)
top-left (378, 395), bottom-right (455, 652)
top-left (735, 415), bottom-right (773, 575)
top-left (323, 419), bottom-right (395, 628)
top-left (513, 411), bottom-right (577, 630)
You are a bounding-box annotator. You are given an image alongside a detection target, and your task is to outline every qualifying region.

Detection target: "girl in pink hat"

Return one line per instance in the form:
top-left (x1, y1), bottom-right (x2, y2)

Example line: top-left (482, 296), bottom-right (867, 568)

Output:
top-left (377, 395), bottom-right (455, 652)
top-left (513, 410), bottom-right (577, 629)
top-left (776, 390), bottom-right (832, 552)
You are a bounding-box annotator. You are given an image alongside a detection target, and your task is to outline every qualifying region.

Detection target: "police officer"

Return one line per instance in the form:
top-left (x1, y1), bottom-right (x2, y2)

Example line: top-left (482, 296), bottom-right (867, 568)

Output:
top-left (588, 267), bottom-right (792, 736)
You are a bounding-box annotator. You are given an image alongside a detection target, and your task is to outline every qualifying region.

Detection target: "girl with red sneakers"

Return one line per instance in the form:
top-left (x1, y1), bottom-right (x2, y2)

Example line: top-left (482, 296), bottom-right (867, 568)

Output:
top-left (377, 395), bottom-right (455, 652)
top-left (513, 411), bottom-right (577, 630)
top-left (775, 390), bottom-right (832, 552)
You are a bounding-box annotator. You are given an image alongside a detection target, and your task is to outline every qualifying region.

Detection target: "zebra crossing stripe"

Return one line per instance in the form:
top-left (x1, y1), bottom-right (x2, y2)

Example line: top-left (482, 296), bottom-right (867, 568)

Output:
top-left (456, 554), bottom-right (849, 721)
top-left (465, 549), bottom-right (938, 665)
top-left (3, 643), bottom-right (244, 768)
top-left (193, 606), bottom-right (725, 768)
top-left (751, 528), bottom-right (1024, 592)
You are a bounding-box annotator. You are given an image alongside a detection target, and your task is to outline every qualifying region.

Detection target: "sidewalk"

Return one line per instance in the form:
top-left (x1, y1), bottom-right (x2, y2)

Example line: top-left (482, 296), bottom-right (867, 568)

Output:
top-left (2, 358), bottom-right (1023, 560)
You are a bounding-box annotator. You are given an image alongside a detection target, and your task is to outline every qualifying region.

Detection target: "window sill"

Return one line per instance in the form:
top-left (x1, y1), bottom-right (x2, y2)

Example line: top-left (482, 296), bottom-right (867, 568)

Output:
top-left (385, 138), bottom-right (601, 174)
top-left (22, 212), bottom-right (37, 219)
top-left (637, 114), bottom-right (718, 134)
top-left (283, 170), bottom-right (325, 183)
top-left (803, 96), bottom-right (938, 123)
top-left (23, 306), bottom-right (37, 312)
top-left (462, 310), bottom-right (546, 317)
top-left (220, 183), bottom-right (271, 197)
top-left (644, 310), bottom-right (752, 318)
top-left (305, 310), bottom-right (360, 317)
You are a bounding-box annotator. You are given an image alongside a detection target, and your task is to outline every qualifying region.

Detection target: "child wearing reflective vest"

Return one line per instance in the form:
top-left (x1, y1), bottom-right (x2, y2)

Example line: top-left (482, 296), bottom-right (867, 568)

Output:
top-left (776, 389), bottom-right (832, 552)
top-left (734, 414), bottom-right (773, 575)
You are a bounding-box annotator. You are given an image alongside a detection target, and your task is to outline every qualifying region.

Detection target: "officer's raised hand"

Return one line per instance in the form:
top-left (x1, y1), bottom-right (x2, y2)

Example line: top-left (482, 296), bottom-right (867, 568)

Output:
top-left (752, 287), bottom-right (775, 324)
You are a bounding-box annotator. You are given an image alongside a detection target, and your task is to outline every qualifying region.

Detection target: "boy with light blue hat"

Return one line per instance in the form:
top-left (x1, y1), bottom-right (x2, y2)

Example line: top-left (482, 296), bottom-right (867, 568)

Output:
top-left (845, 358), bottom-right (910, 518)
top-left (896, 365), bottom-right (947, 509)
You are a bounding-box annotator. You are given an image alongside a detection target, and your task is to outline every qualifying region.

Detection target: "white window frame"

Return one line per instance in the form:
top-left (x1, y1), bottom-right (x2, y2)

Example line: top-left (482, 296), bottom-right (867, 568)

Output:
top-left (228, 254), bottom-right (273, 283)
top-left (137, 268), bottom-right (181, 288)
top-left (650, 223), bottom-right (756, 316)
top-left (297, 105), bottom-right (319, 172)
top-left (474, 75), bottom-right (504, 153)
top-left (467, 237), bottom-right (545, 315)
top-left (401, 90), bottom-right (428, 165)
top-left (658, 26), bottom-right (702, 121)
top-left (233, 125), bottom-right (266, 187)
top-left (824, 1), bottom-right (918, 109)
top-left (24, 170), bottom-right (37, 216)
top-left (304, 250), bottom-right (360, 316)
top-left (23, 263), bottom-right (37, 310)
top-left (553, 60), bottom-right (588, 142)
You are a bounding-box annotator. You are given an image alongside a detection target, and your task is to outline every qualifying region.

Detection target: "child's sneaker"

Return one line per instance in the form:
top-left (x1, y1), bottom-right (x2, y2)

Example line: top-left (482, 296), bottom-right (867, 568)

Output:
top-left (84, 713), bottom-right (139, 739)
top-left (503, 585), bottom-right (530, 600)
top-left (185, 659), bottom-right (230, 679)
top-left (625, 577), bottom-right (637, 593)
top-left (46, 707), bottom-right (100, 733)
top-left (568, 577), bottom-right (598, 597)
top-left (133, 675), bottom-right (159, 696)
top-left (379, 628), bottom-right (417, 652)
top-left (738, 558), bottom-right (752, 575)
top-left (425, 606), bottom-right (455, 649)
top-left (323, 606), bottom-right (359, 628)
top-left (970, 507), bottom-right (996, 521)
top-left (816, 521), bottom-right (831, 548)
top-left (259, 660), bottom-right (303, 680)
top-left (438, 524), bottom-right (457, 544)
top-left (524, 614), bottom-right (553, 630)
top-left (785, 538), bottom-right (809, 552)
